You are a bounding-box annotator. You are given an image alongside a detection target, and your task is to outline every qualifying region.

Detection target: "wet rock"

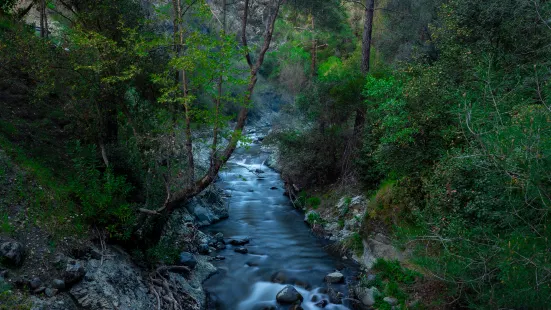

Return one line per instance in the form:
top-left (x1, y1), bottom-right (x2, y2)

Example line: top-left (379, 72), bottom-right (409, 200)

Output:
top-left (276, 285), bottom-right (303, 304)
top-left (178, 252), bottom-right (197, 269)
top-left (45, 288), bottom-right (58, 297)
top-left (63, 261), bottom-right (85, 286)
top-left (52, 279), bottom-right (65, 290)
top-left (327, 288), bottom-right (343, 304)
top-left (289, 305), bottom-right (304, 310)
top-left (0, 240), bottom-right (24, 266)
top-left (271, 271), bottom-right (287, 284)
top-left (270, 186), bottom-right (278, 190)
top-left (229, 237), bottom-right (250, 246)
top-left (234, 247), bottom-right (248, 254)
top-left (324, 271), bottom-right (344, 284)
top-left (214, 255), bottom-right (225, 261)
top-left (214, 232), bottom-right (225, 243)
top-left (30, 277), bottom-right (42, 289)
top-left (315, 299), bottom-right (328, 308)
top-left (254, 169), bottom-right (265, 174)
top-left (311, 295), bottom-right (319, 302)
top-left (355, 286), bottom-right (379, 306)
top-left (384, 296), bottom-right (398, 306)
top-left (215, 242), bottom-right (226, 250)
top-left (198, 244), bottom-right (210, 255)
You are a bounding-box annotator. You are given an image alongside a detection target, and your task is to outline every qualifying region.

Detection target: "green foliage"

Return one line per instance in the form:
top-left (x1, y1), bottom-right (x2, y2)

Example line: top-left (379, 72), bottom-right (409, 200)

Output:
top-left (146, 238), bottom-right (181, 265)
top-left (306, 211), bottom-right (323, 225)
top-left (70, 143), bottom-right (135, 240)
top-left (306, 196), bottom-right (321, 209)
top-left (343, 232), bottom-right (363, 256)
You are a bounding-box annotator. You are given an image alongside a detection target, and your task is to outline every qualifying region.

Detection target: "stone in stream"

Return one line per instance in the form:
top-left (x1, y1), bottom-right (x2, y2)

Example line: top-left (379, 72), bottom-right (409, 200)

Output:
top-left (270, 186), bottom-right (278, 190)
top-left (271, 271), bottom-right (287, 284)
top-left (324, 271), bottom-right (344, 284)
top-left (229, 237), bottom-right (250, 246)
top-left (315, 299), bottom-right (329, 308)
top-left (198, 244), bottom-right (210, 255)
top-left (327, 288), bottom-right (343, 304)
top-left (276, 285), bottom-right (303, 304)
top-left (234, 247), bottom-right (248, 254)
top-left (178, 252), bottom-right (197, 269)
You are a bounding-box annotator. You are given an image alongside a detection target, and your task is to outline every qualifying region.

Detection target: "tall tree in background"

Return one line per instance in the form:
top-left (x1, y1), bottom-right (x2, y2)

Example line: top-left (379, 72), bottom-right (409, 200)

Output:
top-left (353, 0), bottom-right (374, 140)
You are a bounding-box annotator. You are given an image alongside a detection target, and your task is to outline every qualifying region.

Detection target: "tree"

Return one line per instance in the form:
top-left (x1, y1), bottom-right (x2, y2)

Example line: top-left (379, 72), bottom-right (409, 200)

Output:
top-left (137, 0), bottom-right (283, 243)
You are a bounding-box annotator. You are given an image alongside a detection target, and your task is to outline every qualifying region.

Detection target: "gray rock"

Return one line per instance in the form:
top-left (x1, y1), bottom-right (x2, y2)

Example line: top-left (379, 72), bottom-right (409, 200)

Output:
top-left (178, 252), bottom-right (197, 269)
top-left (45, 288), bottom-right (58, 297)
top-left (30, 277), bottom-right (42, 289)
top-left (214, 233), bottom-right (224, 243)
top-left (215, 242), bottom-right (226, 250)
top-left (315, 299), bottom-right (328, 308)
top-left (271, 271), bottom-right (287, 284)
top-left (198, 244), bottom-right (210, 254)
top-left (52, 279), bottom-right (66, 290)
top-left (63, 261), bottom-right (85, 285)
top-left (234, 247), bottom-right (248, 254)
top-left (355, 286), bottom-right (379, 306)
top-left (384, 296), bottom-right (399, 306)
top-left (229, 237), bottom-right (250, 246)
top-left (324, 272), bottom-right (344, 284)
top-left (214, 255), bottom-right (225, 261)
top-left (0, 240), bottom-right (24, 266)
top-left (327, 288), bottom-right (343, 304)
top-left (275, 285), bottom-right (303, 304)
top-left (70, 251), bottom-right (154, 310)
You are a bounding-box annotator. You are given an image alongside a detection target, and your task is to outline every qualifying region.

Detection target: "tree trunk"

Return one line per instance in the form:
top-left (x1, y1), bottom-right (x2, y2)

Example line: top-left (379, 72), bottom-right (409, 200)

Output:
top-left (353, 0), bottom-right (375, 140)
top-left (137, 0), bottom-right (282, 245)
top-left (212, 0), bottom-right (227, 166)
top-left (310, 14), bottom-right (317, 77)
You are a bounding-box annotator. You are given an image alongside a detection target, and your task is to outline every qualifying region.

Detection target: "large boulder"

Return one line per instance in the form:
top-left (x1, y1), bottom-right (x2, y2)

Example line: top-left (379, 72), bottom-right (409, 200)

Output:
top-left (229, 237), bottom-right (250, 246)
top-left (354, 286), bottom-right (379, 307)
top-left (276, 285), bottom-right (303, 304)
top-left (178, 252), bottom-right (197, 269)
top-left (62, 261), bottom-right (85, 286)
top-left (0, 240), bottom-right (25, 266)
top-left (324, 272), bottom-right (344, 284)
top-left (69, 250), bottom-right (154, 310)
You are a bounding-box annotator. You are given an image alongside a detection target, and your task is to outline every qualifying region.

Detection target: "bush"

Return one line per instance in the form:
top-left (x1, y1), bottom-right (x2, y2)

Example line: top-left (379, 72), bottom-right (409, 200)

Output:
top-left (70, 143), bottom-right (135, 240)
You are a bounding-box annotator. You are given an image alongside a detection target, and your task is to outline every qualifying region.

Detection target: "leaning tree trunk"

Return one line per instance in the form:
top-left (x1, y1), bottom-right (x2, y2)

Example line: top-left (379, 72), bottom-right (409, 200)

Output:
top-left (136, 0), bottom-right (282, 246)
top-left (353, 0), bottom-right (375, 140)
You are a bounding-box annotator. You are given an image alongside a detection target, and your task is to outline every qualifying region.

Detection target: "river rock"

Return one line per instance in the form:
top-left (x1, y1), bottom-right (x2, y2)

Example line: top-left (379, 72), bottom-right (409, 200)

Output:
top-left (63, 260), bottom-right (85, 285)
top-left (355, 286), bottom-right (379, 306)
top-left (324, 272), bottom-right (344, 284)
top-left (327, 288), bottom-right (343, 304)
top-left (234, 247), bottom-right (248, 254)
top-left (271, 271), bottom-right (287, 284)
top-left (315, 299), bottom-right (329, 308)
top-left (229, 237), bottom-right (250, 246)
top-left (198, 244), bottom-right (210, 254)
top-left (178, 252), bottom-right (197, 269)
top-left (276, 285), bottom-right (303, 304)
top-left (214, 232), bottom-right (225, 243)
top-left (0, 240), bottom-right (25, 266)
top-left (215, 242), bottom-right (226, 250)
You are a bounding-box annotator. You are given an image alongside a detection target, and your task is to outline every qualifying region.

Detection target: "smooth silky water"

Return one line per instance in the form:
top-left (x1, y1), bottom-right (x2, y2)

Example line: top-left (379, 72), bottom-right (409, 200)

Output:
top-left (203, 133), bottom-right (357, 310)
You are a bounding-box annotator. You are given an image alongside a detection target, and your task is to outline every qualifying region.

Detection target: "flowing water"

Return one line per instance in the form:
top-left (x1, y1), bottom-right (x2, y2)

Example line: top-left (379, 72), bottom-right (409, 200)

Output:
top-left (203, 131), bottom-right (357, 310)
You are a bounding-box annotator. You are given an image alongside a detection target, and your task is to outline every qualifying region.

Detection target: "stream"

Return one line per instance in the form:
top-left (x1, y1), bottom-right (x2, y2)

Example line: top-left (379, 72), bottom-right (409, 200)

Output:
top-left (203, 130), bottom-right (358, 310)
